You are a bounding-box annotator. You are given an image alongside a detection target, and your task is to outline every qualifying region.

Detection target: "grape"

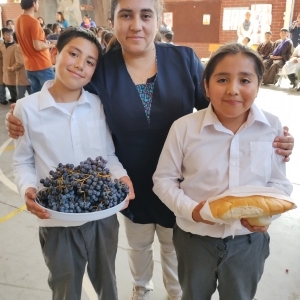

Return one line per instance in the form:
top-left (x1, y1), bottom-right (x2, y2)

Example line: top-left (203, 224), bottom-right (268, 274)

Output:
top-left (36, 157), bottom-right (129, 214)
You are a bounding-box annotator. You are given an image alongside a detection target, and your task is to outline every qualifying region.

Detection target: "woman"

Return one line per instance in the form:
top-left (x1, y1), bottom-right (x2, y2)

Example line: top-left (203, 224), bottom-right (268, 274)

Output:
top-left (56, 11), bottom-right (69, 29)
top-left (46, 23), bottom-right (62, 41)
top-left (237, 11), bottom-right (254, 45)
top-left (6, 0), bottom-right (294, 300)
top-left (80, 14), bottom-right (96, 29)
top-left (37, 17), bottom-right (45, 28)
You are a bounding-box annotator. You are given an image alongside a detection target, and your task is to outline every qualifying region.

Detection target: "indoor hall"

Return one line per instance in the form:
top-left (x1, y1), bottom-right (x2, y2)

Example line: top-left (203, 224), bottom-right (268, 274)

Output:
top-left (0, 79), bottom-right (299, 300)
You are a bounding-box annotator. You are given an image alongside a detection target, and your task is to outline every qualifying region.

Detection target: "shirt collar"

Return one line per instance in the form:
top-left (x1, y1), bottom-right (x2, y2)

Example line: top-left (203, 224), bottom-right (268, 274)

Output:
top-left (200, 103), bottom-right (271, 133)
top-left (38, 80), bottom-right (90, 111)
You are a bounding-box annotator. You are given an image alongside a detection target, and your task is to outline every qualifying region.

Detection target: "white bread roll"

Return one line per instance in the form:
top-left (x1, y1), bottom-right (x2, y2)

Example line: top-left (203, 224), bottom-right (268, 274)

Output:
top-left (209, 195), bottom-right (293, 226)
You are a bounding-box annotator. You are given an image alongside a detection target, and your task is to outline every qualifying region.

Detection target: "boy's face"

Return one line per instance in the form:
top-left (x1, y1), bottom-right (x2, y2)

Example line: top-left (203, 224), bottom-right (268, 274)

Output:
top-left (3, 32), bottom-right (13, 43)
top-left (7, 22), bottom-right (14, 30)
top-left (52, 37), bottom-right (98, 92)
top-left (264, 33), bottom-right (271, 42)
top-left (204, 53), bottom-right (259, 129)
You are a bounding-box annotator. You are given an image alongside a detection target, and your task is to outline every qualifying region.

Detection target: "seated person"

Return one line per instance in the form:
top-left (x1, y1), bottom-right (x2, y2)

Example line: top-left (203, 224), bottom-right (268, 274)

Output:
top-left (281, 44), bottom-right (300, 89)
top-left (46, 23), bottom-right (61, 41)
top-left (241, 37), bottom-right (251, 47)
top-left (262, 28), bottom-right (293, 85)
top-left (257, 31), bottom-right (273, 60)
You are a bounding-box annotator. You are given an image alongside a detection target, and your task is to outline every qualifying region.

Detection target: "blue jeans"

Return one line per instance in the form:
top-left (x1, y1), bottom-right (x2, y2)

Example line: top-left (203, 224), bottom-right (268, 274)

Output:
top-left (26, 67), bottom-right (55, 93)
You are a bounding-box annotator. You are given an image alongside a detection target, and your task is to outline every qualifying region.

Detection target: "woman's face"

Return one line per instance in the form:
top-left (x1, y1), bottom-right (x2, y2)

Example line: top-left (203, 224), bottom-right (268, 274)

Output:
top-left (245, 12), bottom-right (251, 21)
top-left (83, 16), bottom-right (90, 24)
top-left (56, 13), bottom-right (61, 21)
top-left (112, 0), bottom-right (158, 56)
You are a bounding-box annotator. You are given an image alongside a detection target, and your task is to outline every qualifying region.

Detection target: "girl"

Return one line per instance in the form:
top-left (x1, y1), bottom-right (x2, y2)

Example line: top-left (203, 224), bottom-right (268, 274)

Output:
top-left (56, 11), bottom-right (69, 29)
top-left (153, 43), bottom-right (293, 300)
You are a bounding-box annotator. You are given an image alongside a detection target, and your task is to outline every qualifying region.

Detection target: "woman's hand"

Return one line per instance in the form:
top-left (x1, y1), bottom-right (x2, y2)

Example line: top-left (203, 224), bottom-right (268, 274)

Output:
top-left (25, 187), bottom-right (50, 219)
top-left (273, 126), bottom-right (294, 162)
top-left (241, 218), bottom-right (269, 233)
top-left (119, 176), bottom-right (135, 210)
top-left (192, 201), bottom-right (215, 224)
top-left (5, 104), bottom-right (24, 139)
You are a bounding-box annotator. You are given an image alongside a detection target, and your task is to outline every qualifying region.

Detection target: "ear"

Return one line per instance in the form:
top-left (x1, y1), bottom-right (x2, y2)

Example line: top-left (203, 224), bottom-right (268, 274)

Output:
top-left (204, 79), bottom-right (209, 98)
top-left (50, 46), bottom-right (58, 65)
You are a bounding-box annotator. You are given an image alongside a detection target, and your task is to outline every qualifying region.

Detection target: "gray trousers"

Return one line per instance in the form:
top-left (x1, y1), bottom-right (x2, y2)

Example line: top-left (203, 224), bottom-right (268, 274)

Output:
top-left (39, 215), bottom-right (119, 300)
top-left (173, 225), bottom-right (270, 300)
top-left (17, 85), bottom-right (31, 99)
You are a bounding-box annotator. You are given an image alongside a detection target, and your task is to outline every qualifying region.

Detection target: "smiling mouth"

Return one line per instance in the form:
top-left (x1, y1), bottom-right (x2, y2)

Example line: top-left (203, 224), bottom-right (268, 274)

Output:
top-left (68, 70), bottom-right (84, 78)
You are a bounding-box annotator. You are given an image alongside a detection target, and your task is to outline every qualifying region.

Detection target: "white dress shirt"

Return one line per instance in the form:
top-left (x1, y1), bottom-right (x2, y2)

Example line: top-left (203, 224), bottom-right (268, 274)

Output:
top-left (13, 80), bottom-right (127, 227)
top-left (153, 103), bottom-right (292, 238)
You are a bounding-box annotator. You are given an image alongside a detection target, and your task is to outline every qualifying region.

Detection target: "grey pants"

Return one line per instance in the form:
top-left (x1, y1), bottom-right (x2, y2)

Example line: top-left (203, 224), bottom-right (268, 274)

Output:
top-left (39, 215), bottom-right (119, 300)
top-left (173, 225), bottom-right (270, 300)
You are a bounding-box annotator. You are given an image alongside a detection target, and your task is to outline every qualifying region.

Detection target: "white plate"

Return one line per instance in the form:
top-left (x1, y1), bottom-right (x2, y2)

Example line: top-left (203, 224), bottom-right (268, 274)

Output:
top-left (35, 197), bottom-right (127, 222)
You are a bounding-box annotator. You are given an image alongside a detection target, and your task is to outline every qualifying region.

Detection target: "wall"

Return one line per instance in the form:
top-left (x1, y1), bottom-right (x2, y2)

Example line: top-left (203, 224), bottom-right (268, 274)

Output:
top-left (165, 0), bottom-right (295, 58)
top-left (292, 0), bottom-right (300, 20)
top-left (1, 3), bottom-right (23, 26)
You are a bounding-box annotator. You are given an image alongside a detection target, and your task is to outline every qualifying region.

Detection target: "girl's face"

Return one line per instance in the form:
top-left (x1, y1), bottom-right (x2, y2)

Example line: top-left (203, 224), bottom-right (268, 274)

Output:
top-left (112, 0), bottom-right (158, 56)
top-left (205, 53), bottom-right (259, 130)
top-left (83, 16), bottom-right (90, 24)
top-left (56, 13), bottom-right (61, 21)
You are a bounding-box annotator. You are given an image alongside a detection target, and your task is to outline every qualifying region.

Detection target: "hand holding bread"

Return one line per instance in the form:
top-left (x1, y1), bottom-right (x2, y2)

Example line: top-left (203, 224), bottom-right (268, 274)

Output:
top-left (209, 195), bottom-right (294, 226)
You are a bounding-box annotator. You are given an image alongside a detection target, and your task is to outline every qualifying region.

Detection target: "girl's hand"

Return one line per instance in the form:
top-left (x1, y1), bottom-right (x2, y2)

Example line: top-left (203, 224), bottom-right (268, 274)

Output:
top-left (192, 201), bottom-right (215, 224)
top-left (241, 218), bottom-right (269, 233)
top-left (5, 104), bottom-right (24, 138)
top-left (273, 126), bottom-right (294, 162)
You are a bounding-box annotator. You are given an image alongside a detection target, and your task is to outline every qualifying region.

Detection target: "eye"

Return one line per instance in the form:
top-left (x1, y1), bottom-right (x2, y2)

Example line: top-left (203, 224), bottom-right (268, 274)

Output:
top-left (121, 13), bottom-right (131, 19)
top-left (70, 52), bottom-right (78, 57)
top-left (241, 78), bottom-right (251, 84)
top-left (86, 60), bottom-right (95, 67)
top-left (142, 14), bottom-right (152, 19)
top-left (216, 78), bottom-right (227, 83)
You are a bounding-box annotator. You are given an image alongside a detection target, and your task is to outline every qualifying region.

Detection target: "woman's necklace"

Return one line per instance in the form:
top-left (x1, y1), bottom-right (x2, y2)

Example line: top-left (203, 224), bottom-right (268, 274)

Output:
top-left (124, 52), bottom-right (157, 85)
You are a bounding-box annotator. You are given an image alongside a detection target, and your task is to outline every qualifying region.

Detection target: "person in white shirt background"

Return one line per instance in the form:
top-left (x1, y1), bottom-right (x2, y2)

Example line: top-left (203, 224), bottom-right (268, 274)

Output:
top-left (237, 11), bottom-right (254, 45)
top-left (281, 44), bottom-right (300, 90)
top-left (12, 27), bottom-right (134, 300)
top-left (153, 43), bottom-right (292, 300)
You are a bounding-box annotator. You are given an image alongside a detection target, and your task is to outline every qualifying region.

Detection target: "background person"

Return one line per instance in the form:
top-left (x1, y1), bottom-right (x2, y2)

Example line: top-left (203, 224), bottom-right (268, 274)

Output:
top-left (46, 23), bottom-right (62, 41)
top-left (257, 31), bottom-right (273, 60)
top-left (9, 32), bottom-right (31, 99)
top-left (237, 11), bottom-right (254, 45)
top-left (6, 20), bottom-right (15, 32)
top-left (80, 14), bottom-right (96, 29)
top-left (262, 28), bottom-right (292, 85)
top-left (56, 11), bottom-right (69, 29)
top-left (289, 12), bottom-right (300, 48)
top-left (37, 16), bottom-right (45, 28)
top-left (0, 28), bottom-right (17, 104)
top-left (16, 0), bottom-right (55, 93)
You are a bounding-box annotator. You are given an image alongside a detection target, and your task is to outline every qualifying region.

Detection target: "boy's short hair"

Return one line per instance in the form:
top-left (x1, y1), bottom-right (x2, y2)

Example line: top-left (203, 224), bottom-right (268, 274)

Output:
top-left (265, 31), bottom-right (272, 35)
top-left (56, 27), bottom-right (102, 59)
top-left (244, 37), bottom-right (250, 42)
top-left (280, 28), bottom-right (289, 32)
top-left (2, 27), bottom-right (13, 35)
top-left (20, 0), bottom-right (37, 10)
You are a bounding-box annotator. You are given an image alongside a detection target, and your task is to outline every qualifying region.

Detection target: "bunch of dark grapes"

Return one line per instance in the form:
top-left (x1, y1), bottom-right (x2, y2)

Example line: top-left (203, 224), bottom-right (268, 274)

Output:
top-left (36, 156), bottom-right (129, 213)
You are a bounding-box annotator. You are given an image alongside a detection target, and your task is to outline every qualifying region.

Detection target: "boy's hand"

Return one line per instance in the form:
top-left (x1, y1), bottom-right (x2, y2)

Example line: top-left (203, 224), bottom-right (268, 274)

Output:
top-left (119, 176), bottom-right (135, 210)
top-left (273, 126), bottom-right (294, 162)
top-left (5, 104), bottom-right (24, 138)
top-left (241, 219), bottom-right (269, 233)
top-left (192, 201), bottom-right (215, 224)
top-left (25, 187), bottom-right (50, 219)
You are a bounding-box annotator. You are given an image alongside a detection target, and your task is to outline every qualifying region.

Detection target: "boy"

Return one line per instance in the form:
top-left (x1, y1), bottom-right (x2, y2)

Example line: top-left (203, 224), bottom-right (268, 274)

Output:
top-left (242, 36), bottom-right (251, 46)
top-left (0, 28), bottom-right (17, 103)
top-left (13, 27), bottom-right (134, 300)
top-left (9, 32), bottom-right (31, 99)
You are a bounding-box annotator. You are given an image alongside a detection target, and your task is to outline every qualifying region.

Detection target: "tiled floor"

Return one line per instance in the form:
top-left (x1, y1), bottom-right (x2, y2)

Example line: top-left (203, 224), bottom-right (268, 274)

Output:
top-left (0, 79), bottom-right (299, 300)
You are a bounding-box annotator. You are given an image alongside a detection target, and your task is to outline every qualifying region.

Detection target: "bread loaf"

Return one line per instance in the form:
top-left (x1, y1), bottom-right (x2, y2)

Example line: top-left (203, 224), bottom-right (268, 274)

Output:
top-left (209, 195), bottom-right (293, 226)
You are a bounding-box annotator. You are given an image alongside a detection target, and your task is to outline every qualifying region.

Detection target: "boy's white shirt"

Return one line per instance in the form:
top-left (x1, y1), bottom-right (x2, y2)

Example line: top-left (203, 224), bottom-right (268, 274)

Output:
top-left (153, 103), bottom-right (292, 238)
top-left (13, 80), bottom-right (128, 227)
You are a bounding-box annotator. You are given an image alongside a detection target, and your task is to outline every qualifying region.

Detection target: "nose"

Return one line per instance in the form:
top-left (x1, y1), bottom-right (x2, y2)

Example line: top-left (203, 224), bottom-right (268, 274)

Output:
top-left (130, 15), bottom-right (142, 31)
top-left (74, 57), bottom-right (84, 71)
top-left (226, 81), bottom-right (239, 95)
